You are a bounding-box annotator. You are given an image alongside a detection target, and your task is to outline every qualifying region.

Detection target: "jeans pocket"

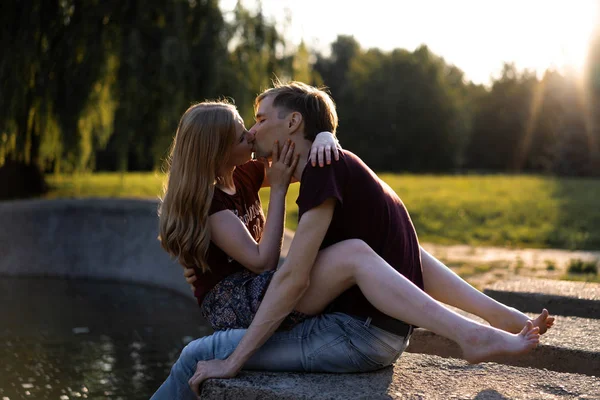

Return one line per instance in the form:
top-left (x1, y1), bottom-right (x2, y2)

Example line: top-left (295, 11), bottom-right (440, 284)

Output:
top-left (307, 334), bottom-right (385, 373)
top-left (345, 320), bottom-right (404, 369)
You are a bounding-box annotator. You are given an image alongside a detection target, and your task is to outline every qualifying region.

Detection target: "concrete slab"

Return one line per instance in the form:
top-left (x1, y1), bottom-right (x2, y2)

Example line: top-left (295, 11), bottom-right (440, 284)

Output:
top-left (484, 279), bottom-right (600, 318)
top-left (201, 353), bottom-right (600, 399)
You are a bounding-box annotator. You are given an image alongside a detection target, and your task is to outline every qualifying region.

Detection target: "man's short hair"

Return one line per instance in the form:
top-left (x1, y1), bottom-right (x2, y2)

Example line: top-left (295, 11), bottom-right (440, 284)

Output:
top-left (255, 81), bottom-right (338, 142)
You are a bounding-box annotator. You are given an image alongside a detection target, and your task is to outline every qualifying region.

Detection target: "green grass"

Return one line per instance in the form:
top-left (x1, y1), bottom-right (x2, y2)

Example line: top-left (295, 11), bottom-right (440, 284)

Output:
top-left (561, 273), bottom-right (600, 283)
top-left (46, 172), bottom-right (166, 200)
top-left (45, 172), bottom-right (600, 251)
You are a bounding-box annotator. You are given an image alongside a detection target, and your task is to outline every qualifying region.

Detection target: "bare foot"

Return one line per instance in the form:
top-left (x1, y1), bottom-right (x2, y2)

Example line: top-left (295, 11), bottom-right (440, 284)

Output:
top-left (489, 307), bottom-right (555, 335)
top-left (531, 309), bottom-right (555, 334)
top-left (461, 321), bottom-right (540, 364)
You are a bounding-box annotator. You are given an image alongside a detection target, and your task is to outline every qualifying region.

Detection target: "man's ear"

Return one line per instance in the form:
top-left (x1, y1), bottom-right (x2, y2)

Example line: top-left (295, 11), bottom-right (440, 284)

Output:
top-left (288, 111), bottom-right (303, 132)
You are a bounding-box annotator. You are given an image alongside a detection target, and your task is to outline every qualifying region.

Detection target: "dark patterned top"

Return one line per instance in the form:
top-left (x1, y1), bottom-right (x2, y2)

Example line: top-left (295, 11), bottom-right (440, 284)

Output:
top-left (192, 160), bottom-right (266, 305)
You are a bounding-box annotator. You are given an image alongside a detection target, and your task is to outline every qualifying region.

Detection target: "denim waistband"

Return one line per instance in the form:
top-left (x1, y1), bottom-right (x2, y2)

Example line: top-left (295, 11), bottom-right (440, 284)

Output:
top-left (351, 314), bottom-right (412, 337)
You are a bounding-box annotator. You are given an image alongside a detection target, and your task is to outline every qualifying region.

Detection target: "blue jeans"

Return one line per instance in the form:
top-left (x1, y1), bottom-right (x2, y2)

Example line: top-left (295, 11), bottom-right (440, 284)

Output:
top-left (150, 313), bottom-right (411, 399)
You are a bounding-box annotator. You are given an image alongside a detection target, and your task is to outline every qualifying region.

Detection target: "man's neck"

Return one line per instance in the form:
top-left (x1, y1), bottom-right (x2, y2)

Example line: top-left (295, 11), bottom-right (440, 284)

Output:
top-left (290, 137), bottom-right (313, 181)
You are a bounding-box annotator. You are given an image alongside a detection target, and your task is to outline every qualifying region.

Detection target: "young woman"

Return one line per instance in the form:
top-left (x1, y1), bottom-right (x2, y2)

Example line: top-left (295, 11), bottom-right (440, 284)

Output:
top-left (160, 101), bottom-right (553, 369)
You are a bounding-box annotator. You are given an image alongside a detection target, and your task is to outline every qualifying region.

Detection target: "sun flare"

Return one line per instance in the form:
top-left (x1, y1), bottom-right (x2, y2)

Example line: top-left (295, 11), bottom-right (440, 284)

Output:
top-left (530, 1), bottom-right (598, 75)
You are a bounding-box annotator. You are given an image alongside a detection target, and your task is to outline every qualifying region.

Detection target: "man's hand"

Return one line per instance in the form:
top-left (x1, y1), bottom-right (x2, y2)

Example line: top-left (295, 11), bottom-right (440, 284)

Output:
top-left (188, 359), bottom-right (240, 397)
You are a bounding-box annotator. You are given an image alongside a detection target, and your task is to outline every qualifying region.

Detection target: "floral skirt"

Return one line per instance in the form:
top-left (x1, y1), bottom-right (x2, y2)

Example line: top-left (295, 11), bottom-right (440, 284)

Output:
top-left (201, 269), bottom-right (309, 331)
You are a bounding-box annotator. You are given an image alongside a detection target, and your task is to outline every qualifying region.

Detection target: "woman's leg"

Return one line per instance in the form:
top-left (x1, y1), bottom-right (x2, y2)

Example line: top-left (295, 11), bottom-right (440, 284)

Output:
top-left (293, 240), bottom-right (540, 364)
top-left (420, 247), bottom-right (554, 334)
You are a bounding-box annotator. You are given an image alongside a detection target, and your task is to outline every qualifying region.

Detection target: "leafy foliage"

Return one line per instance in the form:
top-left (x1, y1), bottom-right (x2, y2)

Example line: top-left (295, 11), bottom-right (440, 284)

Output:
top-left (2, 2), bottom-right (600, 201)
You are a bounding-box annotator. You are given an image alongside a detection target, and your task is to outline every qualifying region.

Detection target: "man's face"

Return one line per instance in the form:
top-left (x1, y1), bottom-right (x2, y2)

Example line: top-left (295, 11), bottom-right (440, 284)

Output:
top-left (248, 95), bottom-right (289, 158)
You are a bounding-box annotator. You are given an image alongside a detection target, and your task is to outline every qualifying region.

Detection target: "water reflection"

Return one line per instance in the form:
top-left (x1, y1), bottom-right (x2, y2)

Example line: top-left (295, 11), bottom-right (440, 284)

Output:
top-left (0, 277), bottom-right (213, 399)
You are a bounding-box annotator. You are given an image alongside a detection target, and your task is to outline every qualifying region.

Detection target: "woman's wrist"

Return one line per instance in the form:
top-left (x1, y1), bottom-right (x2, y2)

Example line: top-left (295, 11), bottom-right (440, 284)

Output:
top-left (269, 184), bottom-right (288, 196)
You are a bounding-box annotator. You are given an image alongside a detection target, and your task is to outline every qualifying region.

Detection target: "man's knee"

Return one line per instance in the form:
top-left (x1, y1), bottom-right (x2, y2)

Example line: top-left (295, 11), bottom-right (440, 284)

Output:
top-left (177, 329), bottom-right (244, 370)
top-left (174, 337), bottom-right (213, 378)
top-left (183, 337), bottom-right (213, 360)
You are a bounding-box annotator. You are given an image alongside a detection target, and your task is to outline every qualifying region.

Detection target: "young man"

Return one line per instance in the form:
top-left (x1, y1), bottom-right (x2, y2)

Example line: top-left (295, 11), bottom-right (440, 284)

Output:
top-left (151, 82), bottom-right (551, 399)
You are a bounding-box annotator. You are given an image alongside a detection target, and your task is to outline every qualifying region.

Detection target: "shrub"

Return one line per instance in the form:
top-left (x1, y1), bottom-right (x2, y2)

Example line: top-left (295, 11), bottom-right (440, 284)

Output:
top-left (0, 160), bottom-right (48, 200)
top-left (567, 258), bottom-right (598, 275)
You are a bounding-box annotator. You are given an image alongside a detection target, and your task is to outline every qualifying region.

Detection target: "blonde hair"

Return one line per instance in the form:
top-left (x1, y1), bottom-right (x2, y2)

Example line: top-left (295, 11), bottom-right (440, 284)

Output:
top-left (159, 101), bottom-right (238, 273)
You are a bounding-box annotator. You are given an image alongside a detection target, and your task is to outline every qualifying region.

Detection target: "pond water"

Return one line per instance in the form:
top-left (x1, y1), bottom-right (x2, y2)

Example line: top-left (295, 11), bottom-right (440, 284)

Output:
top-left (0, 277), bottom-right (213, 400)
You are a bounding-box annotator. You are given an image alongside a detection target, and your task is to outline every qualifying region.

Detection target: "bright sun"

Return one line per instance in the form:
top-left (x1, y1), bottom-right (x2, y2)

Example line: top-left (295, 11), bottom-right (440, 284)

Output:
top-left (532, 1), bottom-right (598, 74)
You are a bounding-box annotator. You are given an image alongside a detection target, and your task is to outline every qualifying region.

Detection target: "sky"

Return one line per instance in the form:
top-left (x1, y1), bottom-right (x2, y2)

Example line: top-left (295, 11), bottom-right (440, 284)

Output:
top-left (219, 0), bottom-right (600, 85)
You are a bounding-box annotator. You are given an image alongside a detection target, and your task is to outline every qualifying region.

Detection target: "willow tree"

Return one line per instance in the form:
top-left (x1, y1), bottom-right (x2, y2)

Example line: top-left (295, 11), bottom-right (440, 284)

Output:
top-left (100, 0), bottom-right (228, 171)
top-left (0, 0), bottom-right (117, 173)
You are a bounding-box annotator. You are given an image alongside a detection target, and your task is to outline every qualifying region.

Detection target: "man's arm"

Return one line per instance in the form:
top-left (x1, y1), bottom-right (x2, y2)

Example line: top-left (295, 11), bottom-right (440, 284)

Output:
top-left (188, 198), bottom-right (335, 392)
top-left (228, 197), bottom-right (335, 367)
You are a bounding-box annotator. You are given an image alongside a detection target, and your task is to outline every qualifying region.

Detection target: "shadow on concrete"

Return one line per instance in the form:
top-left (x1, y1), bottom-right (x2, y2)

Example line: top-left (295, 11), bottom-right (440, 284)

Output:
top-left (474, 389), bottom-right (511, 400)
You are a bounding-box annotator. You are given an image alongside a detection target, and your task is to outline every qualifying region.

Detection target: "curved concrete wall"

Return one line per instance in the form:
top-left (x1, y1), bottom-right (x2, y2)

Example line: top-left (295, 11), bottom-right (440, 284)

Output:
top-left (0, 198), bottom-right (193, 299)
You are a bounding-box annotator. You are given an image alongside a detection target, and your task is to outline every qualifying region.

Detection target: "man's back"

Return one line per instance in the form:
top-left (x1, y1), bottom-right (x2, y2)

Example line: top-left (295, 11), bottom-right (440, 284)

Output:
top-left (297, 150), bottom-right (423, 324)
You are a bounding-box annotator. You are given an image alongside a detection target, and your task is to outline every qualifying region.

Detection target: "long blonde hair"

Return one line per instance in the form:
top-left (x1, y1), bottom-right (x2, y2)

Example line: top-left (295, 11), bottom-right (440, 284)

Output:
top-left (159, 101), bottom-right (238, 273)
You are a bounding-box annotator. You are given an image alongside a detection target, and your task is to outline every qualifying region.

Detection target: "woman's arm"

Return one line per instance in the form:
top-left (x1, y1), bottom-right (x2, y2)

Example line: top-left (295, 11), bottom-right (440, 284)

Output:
top-left (209, 140), bottom-right (299, 274)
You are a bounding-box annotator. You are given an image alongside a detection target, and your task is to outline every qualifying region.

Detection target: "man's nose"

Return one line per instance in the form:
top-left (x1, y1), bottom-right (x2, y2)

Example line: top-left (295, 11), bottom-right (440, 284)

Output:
top-left (246, 130), bottom-right (256, 143)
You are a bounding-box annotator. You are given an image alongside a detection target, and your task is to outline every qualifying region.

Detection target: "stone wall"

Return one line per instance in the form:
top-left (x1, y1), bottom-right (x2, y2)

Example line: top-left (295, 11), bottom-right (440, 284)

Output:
top-left (0, 198), bottom-right (193, 299)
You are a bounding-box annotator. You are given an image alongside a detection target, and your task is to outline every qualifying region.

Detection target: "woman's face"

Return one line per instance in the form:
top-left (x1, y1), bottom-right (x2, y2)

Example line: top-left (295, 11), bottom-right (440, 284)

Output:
top-left (227, 112), bottom-right (253, 166)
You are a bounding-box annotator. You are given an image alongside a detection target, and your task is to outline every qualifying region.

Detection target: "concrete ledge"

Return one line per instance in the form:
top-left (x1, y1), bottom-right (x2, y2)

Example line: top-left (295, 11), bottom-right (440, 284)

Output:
top-left (407, 279), bottom-right (600, 376)
top-left (0, 198), bottom-right (193, 299)
top-left (201, 353), bottom-right (600, 399)
top-left (484, 278), bottom-right (600, 318)
top-left (406, 315), bottom-right (600, 377)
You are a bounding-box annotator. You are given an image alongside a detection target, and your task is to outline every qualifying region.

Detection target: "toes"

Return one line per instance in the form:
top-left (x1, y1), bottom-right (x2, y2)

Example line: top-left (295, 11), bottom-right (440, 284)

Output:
top-left (527, 331), bottom-right (540, 340)
top-left (527, 331), bottom-right (540, 341)
top-left (519, 320), bottom-right (534, 335)
top-left (545, 316), bottom-right (555, 330)
top-left (534, 309), bottom-right (549, 324)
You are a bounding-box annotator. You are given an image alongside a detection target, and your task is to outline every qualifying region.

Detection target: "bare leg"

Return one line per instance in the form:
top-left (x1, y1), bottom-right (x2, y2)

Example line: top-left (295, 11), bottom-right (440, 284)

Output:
top-left (294, 240), bottom-right (540, 364)
top-left (420, 247), bottom-right (554, 334)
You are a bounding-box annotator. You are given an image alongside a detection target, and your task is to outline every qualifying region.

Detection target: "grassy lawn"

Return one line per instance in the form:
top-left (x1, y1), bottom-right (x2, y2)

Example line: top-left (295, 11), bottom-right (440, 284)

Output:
top-left (46, 172), bottom-right (600, 251)
top-left (46, 172), bottom-right (166, 200)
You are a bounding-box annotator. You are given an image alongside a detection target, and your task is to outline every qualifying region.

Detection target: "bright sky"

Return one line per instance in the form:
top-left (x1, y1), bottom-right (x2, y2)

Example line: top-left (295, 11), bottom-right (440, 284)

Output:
top-left (219, 0), bottom-right (599, 85)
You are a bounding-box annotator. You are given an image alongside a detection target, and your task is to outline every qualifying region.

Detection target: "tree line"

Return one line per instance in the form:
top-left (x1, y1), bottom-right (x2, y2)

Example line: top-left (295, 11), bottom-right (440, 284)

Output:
top-left (1, 0), bottom-right (599, 198)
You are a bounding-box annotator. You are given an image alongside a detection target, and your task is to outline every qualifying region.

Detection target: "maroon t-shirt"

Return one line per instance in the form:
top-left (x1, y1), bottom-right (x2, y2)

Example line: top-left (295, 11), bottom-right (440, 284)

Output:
top-left (193, 160), bottom-right (266, 305)
top-left (297, 150), bottom-right (423, 322)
